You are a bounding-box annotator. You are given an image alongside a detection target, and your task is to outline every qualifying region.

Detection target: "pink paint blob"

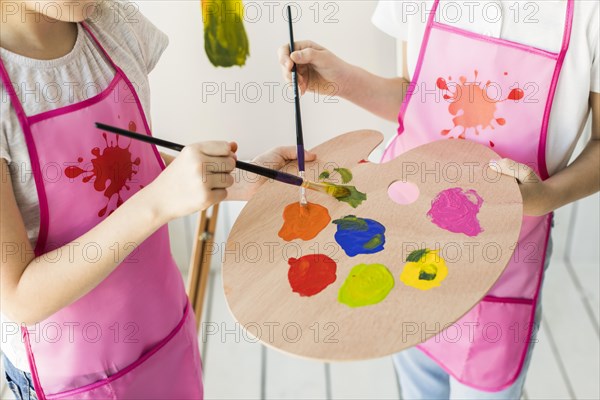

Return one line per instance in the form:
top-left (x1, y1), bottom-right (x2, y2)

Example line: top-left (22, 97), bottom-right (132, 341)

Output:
top-left (388, 181), bottom-right (420, 205)
top-left (427, 188), bottom-right (484, 237)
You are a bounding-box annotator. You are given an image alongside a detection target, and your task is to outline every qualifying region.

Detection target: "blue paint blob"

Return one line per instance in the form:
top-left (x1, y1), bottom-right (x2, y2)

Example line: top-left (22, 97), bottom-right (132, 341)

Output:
top-left (332, 215), bottom-right (386, 257)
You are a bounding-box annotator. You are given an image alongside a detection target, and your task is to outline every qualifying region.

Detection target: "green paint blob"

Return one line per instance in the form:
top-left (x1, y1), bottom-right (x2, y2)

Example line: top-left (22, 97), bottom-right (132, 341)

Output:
top-left (319, 170), bottom-right (331, 180)
top-left (338, 263), bottom-right (394, 308)
top-left (406, 249), bottom-right (428, 262)
top-left (332, 215), bottom-right (368, 231)
top-left (328, 184), bottom-right (367, 208)
top-left (333, 168), bottom-right (353, 184)
top-left (363, 234), bottom-right (384, 250)
top-left (202, 0), bottom-right (250, 67)
top-left (418, 264), bottom-right (438, 281)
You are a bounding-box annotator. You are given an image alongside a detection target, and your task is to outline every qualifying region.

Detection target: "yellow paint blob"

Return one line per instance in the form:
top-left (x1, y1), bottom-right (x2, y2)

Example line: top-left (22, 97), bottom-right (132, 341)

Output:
top-left (400, 249), bottom-right (448, 290)
top-left (338, 263), bottom-right (394, 308)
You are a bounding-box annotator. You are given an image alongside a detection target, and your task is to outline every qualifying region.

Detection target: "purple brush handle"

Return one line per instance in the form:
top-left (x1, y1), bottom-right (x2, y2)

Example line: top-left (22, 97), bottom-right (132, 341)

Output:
top-left (236, 161), bottom-right (304, 187)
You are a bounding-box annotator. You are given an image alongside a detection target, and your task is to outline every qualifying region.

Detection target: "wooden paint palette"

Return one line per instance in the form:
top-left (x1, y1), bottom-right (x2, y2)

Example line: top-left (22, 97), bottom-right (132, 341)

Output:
top-left (223, 130), bottom-right (522, 361)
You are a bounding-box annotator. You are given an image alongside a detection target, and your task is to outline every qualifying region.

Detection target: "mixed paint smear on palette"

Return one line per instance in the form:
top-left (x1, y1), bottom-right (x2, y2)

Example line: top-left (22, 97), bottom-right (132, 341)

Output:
top-left (338, 263), bottom-right (394, 308)
top-left (278, 202), bottom-right (331, 241)
top-left (201, 0), bottom-right (250, 67)
top-left (436, 70), bottom-right (524, 147)
top-left (318, 168), bottom-right (366, 208)
top-left (332, 215), bottom-right (386, 257)
top-left (65, 126), bottom-right (141, 217)
top-left (427, 188), bottom-right (484, 237)
top-left (400, 249), bottom-right (448, 290)
top-left (288, 254), bottom-right (337, 297)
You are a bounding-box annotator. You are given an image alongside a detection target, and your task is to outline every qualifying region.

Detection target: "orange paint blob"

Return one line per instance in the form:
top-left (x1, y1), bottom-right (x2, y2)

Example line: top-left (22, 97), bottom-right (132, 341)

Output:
top-left (447, 73), bottom-right (498, 135)
top-left (278, 202), bottom-right (331, 241)
top-left (437, 70), bottom-right (522, 143)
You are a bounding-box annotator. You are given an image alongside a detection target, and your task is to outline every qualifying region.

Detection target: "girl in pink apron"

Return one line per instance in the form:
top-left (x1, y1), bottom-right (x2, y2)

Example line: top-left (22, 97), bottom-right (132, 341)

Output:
top-left (279, 0), bottom-right (599, 398)
top-left (1, 2), bottom-right (307, 399)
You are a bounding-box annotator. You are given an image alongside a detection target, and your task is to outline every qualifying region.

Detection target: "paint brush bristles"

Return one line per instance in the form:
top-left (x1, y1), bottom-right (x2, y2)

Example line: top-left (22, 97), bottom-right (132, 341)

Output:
top-left (302, 181), bottom-right (351, 199)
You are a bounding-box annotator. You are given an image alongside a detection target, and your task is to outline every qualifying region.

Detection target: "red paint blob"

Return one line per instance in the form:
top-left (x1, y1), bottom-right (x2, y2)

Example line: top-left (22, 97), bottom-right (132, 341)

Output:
top-left (129, 121), bottom-right (137, 132)
top-left (496, 118), bottom-right (506, 126)
top-left (508, 88), bottom-right (524, 101)
top-left (288, 254), bottom-right (337, 297)
top-left (436, 77), bottom-right (448, 90)
top-left (65, 166), bottom-right (85, 178)
top-left (489, 140), bottom-right (495, 147)
top-left (358, 159), bottom-right (369, 164)
top-left (65, 132), bottom-right (141, 217)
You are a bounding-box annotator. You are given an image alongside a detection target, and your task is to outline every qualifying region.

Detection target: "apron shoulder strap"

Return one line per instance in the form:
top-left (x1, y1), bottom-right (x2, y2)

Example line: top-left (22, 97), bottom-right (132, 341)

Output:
top-left (560, 0), bottom-right (575, 55)
top-left (0, 58), bottom-right (30, 125)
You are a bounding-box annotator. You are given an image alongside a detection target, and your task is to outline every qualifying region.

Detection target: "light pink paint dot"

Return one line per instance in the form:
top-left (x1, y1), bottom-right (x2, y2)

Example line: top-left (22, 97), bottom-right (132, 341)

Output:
top-left (388, 181), bottom-right (420, 205)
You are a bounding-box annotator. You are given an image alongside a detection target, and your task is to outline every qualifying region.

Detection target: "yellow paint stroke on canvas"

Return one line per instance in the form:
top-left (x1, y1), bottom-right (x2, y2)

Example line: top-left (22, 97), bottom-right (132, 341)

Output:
top-left (201, 0), bottom-right (250, 67)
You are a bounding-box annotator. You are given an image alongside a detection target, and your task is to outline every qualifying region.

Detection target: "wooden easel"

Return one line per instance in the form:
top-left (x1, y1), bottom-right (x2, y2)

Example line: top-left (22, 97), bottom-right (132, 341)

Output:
top-left (186, 204), bottom-right (220, 330)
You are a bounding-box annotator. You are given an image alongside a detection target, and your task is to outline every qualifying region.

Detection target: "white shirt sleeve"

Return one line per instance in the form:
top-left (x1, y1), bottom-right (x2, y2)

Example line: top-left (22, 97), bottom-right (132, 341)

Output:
top-left (126, 9), bottom-right (169, 74)
top-left (0, 134), bottom-right (10, 163)
top-left (371, 1), bottom-right (408, 41)
top-left (95, 0), bottom-right (169, 74)
top-left (591, 30), bottom-right (599, 93)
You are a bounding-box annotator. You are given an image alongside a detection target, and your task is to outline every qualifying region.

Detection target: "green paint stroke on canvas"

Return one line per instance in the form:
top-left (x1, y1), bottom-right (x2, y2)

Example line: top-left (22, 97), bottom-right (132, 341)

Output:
top-left (201, 0), bottom-right (250, 67)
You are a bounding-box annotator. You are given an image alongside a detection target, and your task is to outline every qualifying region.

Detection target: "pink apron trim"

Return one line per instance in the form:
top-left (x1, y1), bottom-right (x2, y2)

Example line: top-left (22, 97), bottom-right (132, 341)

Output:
top-left (431, 22), bottom-right (559, 60)
top-left (117, 66), bottom-right (167, 171)
top-left (387, 0), bottom-right (440, 145)
top-left (22, 328), bottom-right (47, 400)
top-left (482, 296), bottom-right (534, 305)
top-left (538, 0), bottom-right (575, 180)
top-left (81, 22), bottom-right (166, 171)
top-left (512, 213), bottom-right (553, 388)
top-left (44, 304), bottom-right (190, 399)
top-left (27, 74), bottom-right (121, 125)
top-left (0, 60), bottom-right (50, 256)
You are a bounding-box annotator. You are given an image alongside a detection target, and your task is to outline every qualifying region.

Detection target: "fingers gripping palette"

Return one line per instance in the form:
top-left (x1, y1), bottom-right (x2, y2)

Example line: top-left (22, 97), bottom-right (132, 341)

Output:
top-left (222, 130), bottom-right (522, 361)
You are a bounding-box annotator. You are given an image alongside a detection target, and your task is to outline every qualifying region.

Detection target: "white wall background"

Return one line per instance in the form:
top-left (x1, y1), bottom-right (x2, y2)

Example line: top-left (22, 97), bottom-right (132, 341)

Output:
top-left (135, 0), bottom-right (398, 160)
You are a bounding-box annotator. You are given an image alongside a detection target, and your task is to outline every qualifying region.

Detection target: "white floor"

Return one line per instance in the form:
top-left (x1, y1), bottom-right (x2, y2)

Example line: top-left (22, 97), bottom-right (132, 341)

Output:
top-left (2, 194), bottom-right (598, 400)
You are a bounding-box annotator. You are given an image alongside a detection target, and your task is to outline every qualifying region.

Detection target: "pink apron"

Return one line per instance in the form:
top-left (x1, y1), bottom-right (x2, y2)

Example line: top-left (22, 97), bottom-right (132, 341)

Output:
top-left (0, 23), bottom-right (203, 399)
top-left (381, 0), bottom-right (573, 392)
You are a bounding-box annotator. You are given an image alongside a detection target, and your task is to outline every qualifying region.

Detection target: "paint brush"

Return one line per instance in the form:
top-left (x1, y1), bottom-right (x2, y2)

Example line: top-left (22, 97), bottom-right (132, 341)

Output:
top-left (287, 5), bottom-right (308, 207)
top-left (94, 123), bottom-right (351, 201)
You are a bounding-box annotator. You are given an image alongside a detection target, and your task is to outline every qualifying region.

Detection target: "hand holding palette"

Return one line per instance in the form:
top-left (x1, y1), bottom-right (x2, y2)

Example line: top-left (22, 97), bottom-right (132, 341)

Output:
top-left (223, 130), bottom-right (522, 361)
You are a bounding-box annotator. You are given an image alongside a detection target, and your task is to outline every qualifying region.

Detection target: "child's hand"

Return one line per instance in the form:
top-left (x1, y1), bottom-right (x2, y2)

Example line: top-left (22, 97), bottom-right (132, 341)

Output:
top-left (252, 145), bottom-right (316, 172)
top-left (489, 158), bottom-right (552, 216)
top-left (148, 141), bottom-right (236, 220)
top-left (278, 41), bottom-right (352, 97)
top-left (230, 146), bottom-right (317, 200)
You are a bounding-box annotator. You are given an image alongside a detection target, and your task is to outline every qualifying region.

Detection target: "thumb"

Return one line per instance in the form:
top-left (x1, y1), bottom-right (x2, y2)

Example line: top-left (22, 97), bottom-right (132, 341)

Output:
top-left (291, 48), bottom-right (323, 66)
top-left (489, 158), bottom-right (540, 184)
top-left (304, 151), bottom-right (317, 162)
